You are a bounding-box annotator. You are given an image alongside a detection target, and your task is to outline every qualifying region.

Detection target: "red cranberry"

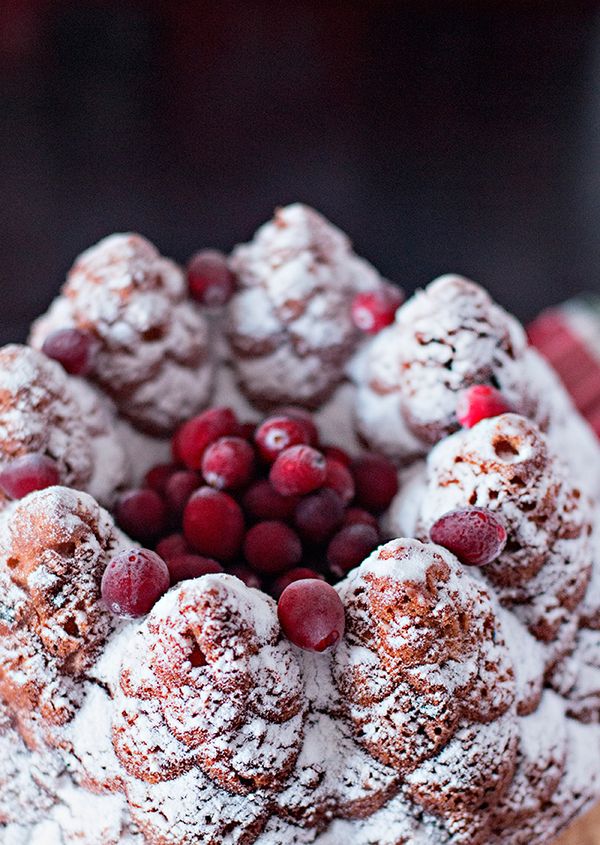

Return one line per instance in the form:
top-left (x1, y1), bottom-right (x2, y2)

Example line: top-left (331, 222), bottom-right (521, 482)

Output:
top-left (0, 454), bottom-right (60, 499)
top-left (272, 567), bottom-right (324, 599)
top-left (41, 328), bottom-right (97, 375)
top-left (242, 479), bottom-right (299, 523)
top-left (322, 445), bottom-right (352, 467)
top-left (429, 508), bottom-right (507, 566)
top-left (324, 458), bottom-right (355, 505)
top-left (243, 521), bottom-right (302, 575)
top-left (351, 284), bottom-right (404, 334)
top-left (327, 523), bottom-right (380, 576)
top-left (239, 421), bottom-right (257, 441)
top-left (456, 385), bottom-right (514, 429)
top-left (173, 407), bottom-right (239, 470)
top-left (270, 445), bottom-right (327, 497)
top-left (294, 488), bottom-right (344, 545)
top-left (275, 407), bottom-right (319, 446)
top-left (352, 453), bottom-right (398, 512)
top-left (277, 579), bottom-right (345, 652)
top-left (167, 554), bottom-right (223, 585)
top-left (343, 507), bottom-right (380, 531)
top-left (115, 489), bottom-right (167, 541)
top-left (254, 415), bottom-right (310, 463)
top-left (144, 463), bottom-right (179, 495)
top-left (183, 487), bottom-right (245, 561)
top-left (201, 436), bottom-right (255, 490)
top-left (187, 249), bottom-right (236, 307)
top-left (156, 533), bottom-right (190, 561)
top-left (228, 564), bottom-right (263, 590)
top-left (164, 470), bottom-right (202, 516)
top-left (101, 548), bottom-right (170, 618)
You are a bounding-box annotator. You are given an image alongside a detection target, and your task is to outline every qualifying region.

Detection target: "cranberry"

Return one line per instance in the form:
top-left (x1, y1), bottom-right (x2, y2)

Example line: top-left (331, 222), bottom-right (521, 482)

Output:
top-left (322, 445), bottom-right (352, 467)
top-left (173, 407), bottom-right (239, 470)
top-left (183, 487), bottom-right (245, 561)
top-left (201, 436), bottom-right (255, 490)
top-left (351, 284), bottom-right (404, 334)
top-left (239, 421), bottom-right (257, 441)
top-left (167, 554), bottom-right (223, 585)
top-left (0, 454), bottom-right (60, 499)
top-left (270, 445), bottom-right (327, 496)
top-left (254, 415), bottom-right (309, 463)
top-left (456, 385), bottom-right (514, 429)
top-left (272, 567), bottom-right (324, 599)
top-left (327, 524), bottom-right (380, 576)
top-left (294, 488), bottom-right (344, 545)
top-left (324, 458), bottom-right (355, 505)
top-left (101, 549), bottom-right (170, 618)
top-left (352, 453), bottom-right (398, 512)
top-left (115, 489), bottom-right (168, 541)
top-left (41, 328), bottom-right (97, 375)
top-left (187, 249), bottom-right (236, 307)
top-left (156, 533), bottom-right (190, 561)
top-left (243, 521), bottom-right (302, 575)
top-left (229, 564), bottom-right (263, 590)
top-left (275, 407), bottom-right (319, 447)
top-left (144, 463), bottom-right (179, 495)
top-left (242, 479), bottom-right (299, 523)
top-left (429, 507), bottom-right (507, 566)
top-left (164, 470), bottom-right (202, 516)
top-left (277, 579), bottom-right (345, 652)
top-left (342, 508), bottom-right (380, 530)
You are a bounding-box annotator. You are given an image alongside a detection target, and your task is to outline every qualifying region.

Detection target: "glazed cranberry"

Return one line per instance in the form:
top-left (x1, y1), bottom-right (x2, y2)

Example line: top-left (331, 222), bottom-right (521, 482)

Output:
top-left (242, 479), bottom-right (299, 523)
top-left (41, 328), bottom-right (97, 375)
top-left (270, 445), bottom-right (327, 497)
top-left (243, 520), bottom-right (302, 575)
top-left (144, 463), bottom-right (179, 495)
top-left (327, 524), bottom-right (380, 576)
top-left (324, 458), bottom-right (355, 505)
top-left (101, 548), bottom-right (170, 618)
top-left (322, 445), bottom-right (352, 467)
top-left (275, 407), bottom-right (319, 447)
top-left (272, 567), bottom-right (324, 599)
top-left (164, 470), bottom-right (202, 516)
top-left (343, 507), bottom-right (380, 531)
top-left (352, 453), bottom-right (398, 512)
top-left (187, 249), bottom-right (236, 307)
top-left (277, 579), bottom-right (345, 652)
top-left (0, 454), bottom-right (60, 499)
top-left (115, 489), bottom-right (167, 541)
top-left (351, 284), bottom-right (404, 334)
top-left (229, 564), bottom-right (263, 590)
top-left (294, 488), bottom-right (344, 545)
top-left (173, 407), bottom-right (239, 470)
top-left (254, 416), bottom-right (309, 463)
top-left (201, 436), bottom-right (255, 490)
top-left (429, 507), bottom-right (507, 566)
top-left (183, 487), bottom-right (245, 561)
top-left (167, 554), bottom-right (223, 585)
top-left (156, 533), bottom-right (190, 561)
top-left (456, 385), bottom-right (514, 429)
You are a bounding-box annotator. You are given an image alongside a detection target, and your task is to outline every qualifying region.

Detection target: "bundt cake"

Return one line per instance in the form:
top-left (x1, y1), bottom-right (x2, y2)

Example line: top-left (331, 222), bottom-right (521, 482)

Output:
top-left (1, 204), bottom-right (600, 844)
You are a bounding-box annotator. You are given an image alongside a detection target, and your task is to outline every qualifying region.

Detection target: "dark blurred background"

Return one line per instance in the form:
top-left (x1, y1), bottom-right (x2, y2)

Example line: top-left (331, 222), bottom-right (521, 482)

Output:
top-left (2, 1), bottom-right (600, 344)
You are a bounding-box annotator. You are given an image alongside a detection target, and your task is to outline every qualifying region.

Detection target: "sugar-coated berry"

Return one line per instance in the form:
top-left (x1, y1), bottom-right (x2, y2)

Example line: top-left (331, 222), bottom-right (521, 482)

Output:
top-left (201, 436), bottom-right (255, 490)
top-left (327, 523), bottom-right (380, 576)
top-left (167, 554), bottom-right (223, 585)
top-left (275, 407), bottom-right (319, 446)
top-left (456, 385), bottom-right (514, 429)
top-left (277, 579), bottom-right (345, 652)
top-left (41, 327), bottom-right (97, 375)
top-left (173, 407), bottom-right (239, 470)
top-left (183, 487), bottom-right (245, 561)
top-left (352, 453), bottom-right (399, 512)
top-left (101, 548), bottom-right (170, 618)
top-left (144, 463), bottom-right (179, 495)
top-left (271, 567), bottom-right (324, 599)
top-left (294, 488), bottom-right (344, 545)
top-left (322, 445), bottom-right (352, 467)
top-left (187, 249), bottom-right (236, 307)
top-left (343, 507), bottom-right (379, 531)
top-left (243, 520), bottom-right (302, 574)
top-left (254, 415), bottom-right (310, 463)
top-left (351, 284), bottom-right (404, 334)
top-left (156, 533), bottom-right (190, 561)
top-left (229, 564), bottom-right (263, 590)
top-left (0, 454), bottom-right (60, 500)
top-left (242, 479), bottom-right (299, 523)
top-left (270, 445), bottom-right (327, 496)
top-left (429, 507), bottom-right (507, 566)
top-left (164, 470), bottom-right (202, 515)
top-left (115, 489), bottom-right (168, 541)
top-left (324, 458), bottom-right (355, 505)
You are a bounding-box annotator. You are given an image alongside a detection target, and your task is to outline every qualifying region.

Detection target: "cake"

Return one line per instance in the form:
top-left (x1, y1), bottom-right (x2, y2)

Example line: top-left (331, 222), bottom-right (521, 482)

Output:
top-left (1, 204), bottom-right (600, 844)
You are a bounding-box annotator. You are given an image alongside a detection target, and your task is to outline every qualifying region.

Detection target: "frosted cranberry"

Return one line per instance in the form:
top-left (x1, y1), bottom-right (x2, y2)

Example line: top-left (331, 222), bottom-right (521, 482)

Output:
top-left (327, 524), bottom-right (380, 576)
top-left (351, 284), bottom-right (404, 334)
top-left (0, 454), bottom-right (60, 499)
top-left (254, 416), bottom-right (309, 463)
top-left (352, 453), bottom-right (398, 512)
top-left (101, 548), bottom-right (170, 618)
top-left (294, 488), bottom-right (344, 545)
top-left (270, 445), bottom-right (327, 496)
top-left (272, 567), bottom-right (324, 599)
top-left (277, 580), bottom-right (345, 652)
top-left (275, 407), bottom-right (319, 446)
top-left (457, 385), bottom-right (514, 429)
top-left (183, 487), bottom-right (244, 561)
top-left (115, 489), bottom-right (167, 541)
top-left (144, 463), bottom-right (179, 495)
top-left (343, 507), bottom-right (380, 531)
top-left (229, 564), bottom-right (263, 589)
top-left (156, 533), bottom-right (190, 561)
top-left (242, 479), bottom-right (299, 523)
top-left (243, 520), bottom-right (302, 575)
top-left (173, 407), bottom-right (239, 470)
top-left (167, 554), bottom-right (223, 585)
top-left (41, 328), bottom-right (97, 375)
top-left (430, 508), bottom-right (507, 566)
top-left (201, 436), bottom-right (255, 490)
top-left (164, 470), bottom-right (202, 516)
top-left (324, 458), bottom-right (355, 505)
top-left (187, 249), bottom-right (236, 307)
top-left (323, 445), bottom-right (352, 467)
